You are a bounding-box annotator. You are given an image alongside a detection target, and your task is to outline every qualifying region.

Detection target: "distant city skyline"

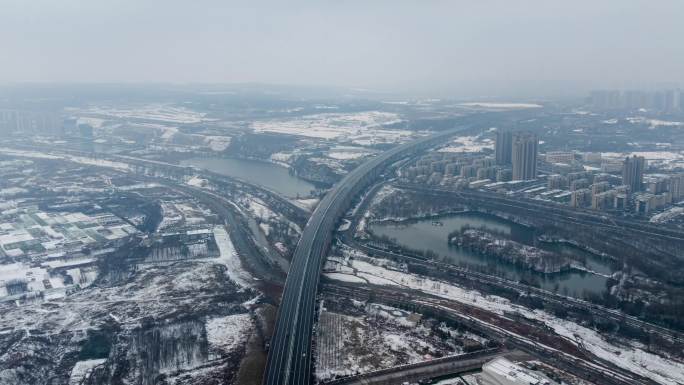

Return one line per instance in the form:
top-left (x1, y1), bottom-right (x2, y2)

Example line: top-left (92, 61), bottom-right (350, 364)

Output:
top-left (2, 0), bottom-right (684, 99)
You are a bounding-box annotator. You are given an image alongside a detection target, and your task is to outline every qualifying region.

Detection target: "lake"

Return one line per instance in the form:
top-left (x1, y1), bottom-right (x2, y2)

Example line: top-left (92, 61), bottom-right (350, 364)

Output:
top-left (181, 157), bottom-right (317, 198)
top-left (370, 212), bottom-right (614, 297)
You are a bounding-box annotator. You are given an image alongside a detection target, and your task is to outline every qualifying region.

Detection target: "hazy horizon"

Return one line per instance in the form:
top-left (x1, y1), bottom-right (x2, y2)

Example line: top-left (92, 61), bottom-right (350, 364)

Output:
top-left (2, 0), bottom-right (684, 99)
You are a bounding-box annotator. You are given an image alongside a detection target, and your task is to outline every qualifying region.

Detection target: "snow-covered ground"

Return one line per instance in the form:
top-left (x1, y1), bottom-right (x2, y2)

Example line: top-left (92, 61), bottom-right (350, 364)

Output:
top-left (186, 176), bottom-right (209, 188)
top-left (115, 182), bottom-right (162, 191)
top-left (121, 122), bottom-right (180, 141)
top-left (294, 197), bottom-right (320, 212)
top-left (308, 156), bottom-right (347, 175)
top-left (158, 202), bottom-right (184, 230)
top-left (0, 148), bottom-right (131, 172)
top-left (68, 359), bottom-right (106, 385)
top-left (602, 151), bottom-right (684, 169)
top-left (0, 207), bottom-right (135, 299)
top-left (602, 151), bottom-right (684, 161)
top-left (270, 151), bottom-right (294, 164)
top-left (0, 263), bottom-right (65, 298)
top-left (213, 226), bottom-right (253, 288)
top-left (650, 206), bottom-right (684, 223)
top-left (205, 313), bottom-right (254, 357)
top-left (315, 299), bottom-right (476, 381)
top-left (327, 146), bottom-right (377, 160)
top-left (438, 135), bottom-right (494, 153)
top-left (77, 117), bottom-right (107, 129)
top-left (324, 249), bottom-right (684, 385)
top-left (627, 116), bottom-right (684, 129)
top-left (203, 135), bottom-right (232, 151)
top-left (74, 104), bottom-right (211, 124)
top-left (241, 197), bottom-right (278, 221)
top-left (251, 111), bottom-right (412, 144)
top-left (324, 272), bottom-right (366, 284)
top-left (67, 104), bottom-right (233, 151)
top-left (458, 102), bottom-right (543, 109)
top-left (1, 222), bottom-right (259, 383)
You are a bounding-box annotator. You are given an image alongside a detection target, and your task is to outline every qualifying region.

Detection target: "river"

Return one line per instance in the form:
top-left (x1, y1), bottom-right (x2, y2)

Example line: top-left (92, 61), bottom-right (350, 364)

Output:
top-left (370, 212), bottom-right (615, 297)
top-left (180, 157), bottom-right (317, 198)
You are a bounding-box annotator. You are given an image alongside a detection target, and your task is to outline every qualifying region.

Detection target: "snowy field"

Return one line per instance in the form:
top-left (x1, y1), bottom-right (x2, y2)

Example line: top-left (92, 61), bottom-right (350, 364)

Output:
top-left (438, 135), bottom-right (494, 153)
top-left (186, 176), bottom-right (209, 188)
top-left (213, 225), bottom-right (254, 288)
top-left (76, 117), bottom-right (107, 129)
top-left (0, 263), bottom-right (64, 298)
top-left (206, 313), bottom-right (254, 358)
top-left (315, 299), bottom-right (480, 381)
top-left (74, 104), bottom-right (212, 124)
top-left (0, 148), bottom-right (131, 171)
top-left (203, 135), bottom-right (232, 151)
top-left (327, 145), bottom-right (377, 160)
top-left (251, 111), bottom-right (413, 145)
top-left (68, 104), bottom-right (232, 151)
top-left (240, 197), bottom-right (278, 221)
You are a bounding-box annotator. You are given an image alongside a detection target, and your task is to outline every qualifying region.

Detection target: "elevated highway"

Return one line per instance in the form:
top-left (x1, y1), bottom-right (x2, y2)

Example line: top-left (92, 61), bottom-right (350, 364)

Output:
top-left (263, 127), bottom-right (471, 385)
top-left (322, 348), bottom-right (505, 385)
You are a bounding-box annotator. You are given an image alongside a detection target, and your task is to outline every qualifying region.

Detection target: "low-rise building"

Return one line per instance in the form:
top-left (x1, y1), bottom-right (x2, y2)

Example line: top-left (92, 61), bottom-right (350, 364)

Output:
top-left (481, 358), bottom-right (558, 385)
top-left (545, 151), bottom-right (574, 164)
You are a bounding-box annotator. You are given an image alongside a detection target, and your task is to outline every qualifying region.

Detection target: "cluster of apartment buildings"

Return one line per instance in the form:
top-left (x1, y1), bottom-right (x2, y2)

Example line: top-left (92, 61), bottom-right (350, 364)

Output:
top-left (406, 128), bottom-right (683, 217)
top-left (589, 89), bottom-right (684, 112)
top-left (400, 130), bottom-right (542, 194)
top-left (0, 109), bottom-right (64, 136)
top-left (554, 155), bottom-right (684, 214)
top-left (0, 110), bottom-right (97, 141)
top-left (401, 152), bottom-right (502, 187)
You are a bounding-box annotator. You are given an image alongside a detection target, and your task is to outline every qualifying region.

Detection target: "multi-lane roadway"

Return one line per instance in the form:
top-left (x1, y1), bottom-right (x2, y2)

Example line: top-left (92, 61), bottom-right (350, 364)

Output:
top-left (262, 127), bottom-right (470, 385)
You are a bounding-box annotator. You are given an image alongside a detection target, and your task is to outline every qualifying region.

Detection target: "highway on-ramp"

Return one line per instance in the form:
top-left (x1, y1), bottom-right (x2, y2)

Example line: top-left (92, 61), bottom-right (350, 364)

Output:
top-left (262, 127), bottom-right (469, 385)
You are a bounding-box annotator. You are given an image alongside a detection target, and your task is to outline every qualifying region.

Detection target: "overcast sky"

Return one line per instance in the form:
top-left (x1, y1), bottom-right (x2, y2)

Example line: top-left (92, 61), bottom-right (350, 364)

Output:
top-left (1, 1), bottom-right (683, 99)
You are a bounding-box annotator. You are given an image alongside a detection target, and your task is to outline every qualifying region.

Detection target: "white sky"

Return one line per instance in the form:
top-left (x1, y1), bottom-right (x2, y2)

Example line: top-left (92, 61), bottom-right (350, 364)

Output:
top-left (1, 0), bottom-right (683, 98)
